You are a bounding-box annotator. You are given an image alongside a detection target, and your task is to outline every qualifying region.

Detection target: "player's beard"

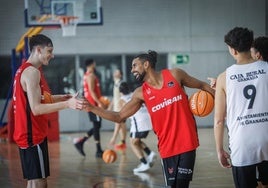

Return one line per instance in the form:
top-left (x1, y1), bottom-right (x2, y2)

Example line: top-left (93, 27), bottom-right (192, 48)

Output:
top-left (134, 71), bottom-right (146, 83)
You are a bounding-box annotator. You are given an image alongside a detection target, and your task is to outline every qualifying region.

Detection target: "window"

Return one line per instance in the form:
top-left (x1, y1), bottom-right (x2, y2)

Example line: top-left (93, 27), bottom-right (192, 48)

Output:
top-left (0, 56), bottom-right (18, 99)
top-left (1, 53), bottom-right (167, 99)
top-left (42, 56), bottom-right (76, 94)
top-left (80, 55), bottom-right (122, 96)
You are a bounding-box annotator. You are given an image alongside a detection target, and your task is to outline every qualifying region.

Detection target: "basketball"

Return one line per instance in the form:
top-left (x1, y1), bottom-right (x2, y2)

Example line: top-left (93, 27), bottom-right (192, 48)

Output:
top-left (41, 91), bottom-right (54, 103)
top-left (189, 90), bottom-right (214, 117)
top-left (102, 149), bottom-right (117, 163)
top-left (99, 96), bottom-right (110, 109)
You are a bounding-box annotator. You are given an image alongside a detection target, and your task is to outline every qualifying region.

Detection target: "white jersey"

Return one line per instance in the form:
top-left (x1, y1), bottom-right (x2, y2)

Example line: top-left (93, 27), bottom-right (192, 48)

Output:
top-left (121, 93), bottom-right (152, 133)
top-left (226, 61), bottom-right (268, 166)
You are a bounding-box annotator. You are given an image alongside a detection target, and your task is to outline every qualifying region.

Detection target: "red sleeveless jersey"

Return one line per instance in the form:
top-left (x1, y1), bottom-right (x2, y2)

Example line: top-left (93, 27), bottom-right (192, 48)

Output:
top-left (13, 62), bottom-right (49, 148)
top-left (142, 69), bottom-right (199, 158)
top-left (83, 71), bottom-right (102, 106)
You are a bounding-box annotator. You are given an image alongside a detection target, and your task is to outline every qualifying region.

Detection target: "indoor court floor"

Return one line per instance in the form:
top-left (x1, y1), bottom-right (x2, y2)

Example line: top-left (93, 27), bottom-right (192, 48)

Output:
top-left (0, 128), bottom-right (234, 188)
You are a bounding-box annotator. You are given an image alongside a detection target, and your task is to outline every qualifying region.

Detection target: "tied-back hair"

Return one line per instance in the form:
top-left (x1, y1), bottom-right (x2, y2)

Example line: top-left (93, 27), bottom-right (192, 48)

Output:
top-left (252, 36), bottom-right (268, 62)
top-left (224, 27), bottom-right (253, 52)
top-left (29, 34), bottom-right (53, 52)
top-left (134, 50), bottom-right (158, 69)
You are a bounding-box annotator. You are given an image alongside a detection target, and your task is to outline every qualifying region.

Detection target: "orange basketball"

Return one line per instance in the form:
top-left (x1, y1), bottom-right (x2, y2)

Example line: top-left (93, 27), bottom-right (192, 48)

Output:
top-left (102, 149), bottom-right (117, 164)
top-left (41, 91), bottom-right (54, 103)
top-left (189, 90), bottom-right (214, 117)
top-left (99, 96), bottom-right (110, 109)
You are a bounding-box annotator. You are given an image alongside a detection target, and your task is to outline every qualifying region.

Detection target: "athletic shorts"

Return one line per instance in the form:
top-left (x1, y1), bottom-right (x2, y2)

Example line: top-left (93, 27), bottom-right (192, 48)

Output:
top-left (88, 112), bottom-right (102, 122)
top-left (130, 131), bottom-right (149, 139)
top-left (232, 161), bottom-right (268, 188)
top-left (19, 138), bottom-right (50, 180)
top-left (161, 150), bottom-right (196, 186)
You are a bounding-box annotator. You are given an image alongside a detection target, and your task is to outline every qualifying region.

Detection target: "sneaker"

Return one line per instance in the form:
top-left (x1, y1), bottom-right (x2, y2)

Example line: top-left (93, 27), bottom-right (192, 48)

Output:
top-left (95, 150), bottom-right (103, 158)
top-left (73, 138), bottom-right (86, 156)
top-left (133, 162), bottom-right (150, 173)
top-left (134, 171), bottom-right (150, 181)
top-left (134, 172), bottom-right (154, 188)
top-left (114, 143), bottom-right (126, 150)
top-left (147, 151), bottom-right (157, 167)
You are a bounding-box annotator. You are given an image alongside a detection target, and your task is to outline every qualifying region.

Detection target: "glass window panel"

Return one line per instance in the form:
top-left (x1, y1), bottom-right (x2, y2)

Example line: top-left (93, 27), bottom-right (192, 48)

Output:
top-left (0, 56), bottom-right (18, 99)
top-left (80, 55), bottom-right (122, 96)
top-left (42, 56), bottom-right (76, 94)
top-left (0, 53), bottom-right (167, 100)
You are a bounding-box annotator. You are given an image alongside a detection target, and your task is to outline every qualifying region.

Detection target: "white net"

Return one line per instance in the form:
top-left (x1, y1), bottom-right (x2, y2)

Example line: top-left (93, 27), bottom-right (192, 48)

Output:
top-left (59, 16), bottom-right (78, 37)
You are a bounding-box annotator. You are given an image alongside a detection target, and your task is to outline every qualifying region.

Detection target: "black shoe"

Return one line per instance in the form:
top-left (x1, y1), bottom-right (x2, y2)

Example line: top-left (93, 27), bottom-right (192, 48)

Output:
top-left (95, 150), bottom-right (103, 158)
top-left (74, 138), bottom-right (86, 156)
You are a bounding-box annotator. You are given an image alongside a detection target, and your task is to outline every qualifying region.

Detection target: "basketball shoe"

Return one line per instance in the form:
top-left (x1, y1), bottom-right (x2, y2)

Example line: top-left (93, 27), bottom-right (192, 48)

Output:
top-left (73, 137), bottom-right (86, 156)
top-left (147, 151), bottom-right (157, 167)
top-left (95, 150), bottom-right (104, 158)
top-left (133, 162), bottom-right (150, 173)
top-left (114, 142), bottom-right (127, 150)
top-left (134, 172), bottom-right (154, 188)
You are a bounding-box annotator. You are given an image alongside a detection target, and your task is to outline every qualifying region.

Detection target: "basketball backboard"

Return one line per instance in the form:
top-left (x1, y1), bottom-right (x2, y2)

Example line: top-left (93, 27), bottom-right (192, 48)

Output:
top-left (24, 0), bottom-right (103, 27)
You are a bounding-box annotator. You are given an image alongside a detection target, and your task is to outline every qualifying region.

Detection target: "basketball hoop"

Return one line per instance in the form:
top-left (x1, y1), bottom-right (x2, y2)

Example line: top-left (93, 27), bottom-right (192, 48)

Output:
top-left (58, 16), bottom-right (78, 37)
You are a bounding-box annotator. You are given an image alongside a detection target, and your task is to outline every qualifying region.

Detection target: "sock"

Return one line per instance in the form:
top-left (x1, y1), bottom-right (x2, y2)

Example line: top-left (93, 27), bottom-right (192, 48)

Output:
top-left (144, 147), bottom-right (151, 155)
top-left (140, 157), bottom-right (147, 164)
top-left (96, 142), bottom-right (102, 152)
top-left (78, 136), bottom-right (88, 143)
top-left (83, 136), bottom-right (89, 141)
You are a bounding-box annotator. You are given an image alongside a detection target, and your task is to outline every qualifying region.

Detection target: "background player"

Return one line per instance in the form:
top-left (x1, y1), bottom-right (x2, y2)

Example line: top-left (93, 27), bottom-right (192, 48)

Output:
top-left (73, 59), bottom-right (105, 158)
top-left (251, 36), bottom-right (268, 62)
top-left (119, 81), bottom-right (156, 173)
top-left (109, 69), bottom-right (127, 150)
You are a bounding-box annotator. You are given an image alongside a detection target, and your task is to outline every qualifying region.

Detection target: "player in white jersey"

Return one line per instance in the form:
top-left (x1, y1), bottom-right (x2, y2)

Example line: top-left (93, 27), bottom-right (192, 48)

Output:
top-left (214, 27), bottom-right (268, 188)
top-left (208, 36), bottom-right (268, 89)
top-left (109, 69), bottom-right (127, 150)
top-left (251, 36), bottom-right (268, 62)
top-left (119, 82), bottom-right (157, 173)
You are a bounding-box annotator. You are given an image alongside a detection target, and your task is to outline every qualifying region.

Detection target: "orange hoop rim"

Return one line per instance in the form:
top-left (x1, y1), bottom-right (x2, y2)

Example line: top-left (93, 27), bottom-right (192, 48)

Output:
top-left (57, 16), bottom-right (79, 25)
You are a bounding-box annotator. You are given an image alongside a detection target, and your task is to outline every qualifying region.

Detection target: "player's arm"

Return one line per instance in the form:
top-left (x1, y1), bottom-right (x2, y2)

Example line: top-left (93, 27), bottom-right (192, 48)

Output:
top-left (85, 87), bottom-right (143, 123)
top-left (52, 94), bottom-right (72, 102)
top-left (213, 71), bottom-right (231, 168)
top-left (171, 68), bottom-right (215, 96)
top-left (118, 98), bottom-right (127, 110)
top-left (22, 67), bottom-right (83, 115)
top-left (207, 77), bottom-right (217, 90)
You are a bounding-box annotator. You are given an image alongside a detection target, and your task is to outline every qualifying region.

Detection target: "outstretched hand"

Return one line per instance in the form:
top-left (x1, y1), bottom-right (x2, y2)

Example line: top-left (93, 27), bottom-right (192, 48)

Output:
top-left (62, 94), bottom-right (73, 101)
top-left (67, 94), bottom-right (84, 110)
top-left (207, 77), bottom-right (217, 90)
top-left (98, 102), bottom-right (106, 109)
top-left (80, 99), bottom-right (93, 112)
top-left (217, 149), bottom-right (231, 168)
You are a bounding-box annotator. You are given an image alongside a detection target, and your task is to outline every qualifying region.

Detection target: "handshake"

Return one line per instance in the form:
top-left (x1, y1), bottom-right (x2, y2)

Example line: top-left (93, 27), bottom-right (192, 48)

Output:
top-left (67, 93), bottom-right (109, 111)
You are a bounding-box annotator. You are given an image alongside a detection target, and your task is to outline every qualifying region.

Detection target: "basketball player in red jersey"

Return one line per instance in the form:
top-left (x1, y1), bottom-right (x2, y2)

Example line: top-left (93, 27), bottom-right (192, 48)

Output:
top-left (73, 59), bottom-right (105, 158)
top-left (82, 51), bottom-right (214, 188)
top-left (13, 34), bottom-right (84, 188)
top-left (83, 50), bottom-right (215, 188)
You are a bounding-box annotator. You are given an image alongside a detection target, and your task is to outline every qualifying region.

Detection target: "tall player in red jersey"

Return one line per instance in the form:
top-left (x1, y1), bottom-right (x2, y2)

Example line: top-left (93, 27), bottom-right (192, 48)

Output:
top-left (13, 34), bottom-right (84, 188)
top-left (84, 50), bottom-right (215, 188)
